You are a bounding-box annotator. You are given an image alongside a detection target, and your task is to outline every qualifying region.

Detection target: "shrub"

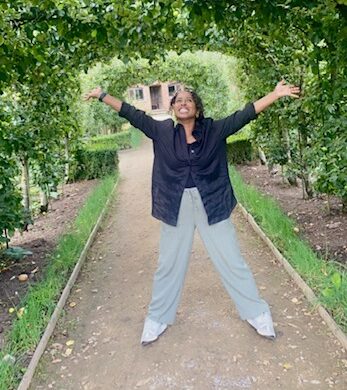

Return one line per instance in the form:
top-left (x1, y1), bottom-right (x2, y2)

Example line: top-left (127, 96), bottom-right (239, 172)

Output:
top-left (69, 145), bottom-right (118, 182)
top-left (88, 131), bottom-right (132, 150)
top-left (226, 139), bottom-right (254, 164)
top-left (69, 131), bottom-right (135, 182)
top-left (70, 147), bottom-right (118, 181)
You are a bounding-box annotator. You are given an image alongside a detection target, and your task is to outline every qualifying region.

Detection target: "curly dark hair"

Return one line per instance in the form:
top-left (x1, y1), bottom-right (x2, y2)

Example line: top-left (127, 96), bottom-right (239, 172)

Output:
top-left (170, 87), bottom-right (205, 120)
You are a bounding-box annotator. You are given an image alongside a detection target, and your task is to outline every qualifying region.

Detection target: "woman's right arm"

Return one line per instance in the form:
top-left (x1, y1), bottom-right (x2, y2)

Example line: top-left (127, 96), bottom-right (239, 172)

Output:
top-left (84, 87), bottom-right (122, 112)
top-left (84, 87), bottom-right (159, 140)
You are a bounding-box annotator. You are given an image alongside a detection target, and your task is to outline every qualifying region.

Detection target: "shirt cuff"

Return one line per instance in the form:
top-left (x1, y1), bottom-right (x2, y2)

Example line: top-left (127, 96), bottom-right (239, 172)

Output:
top-left (119, 101), bottom-right (130, 118)
top-left (248, 102), bottom-right (258, 120)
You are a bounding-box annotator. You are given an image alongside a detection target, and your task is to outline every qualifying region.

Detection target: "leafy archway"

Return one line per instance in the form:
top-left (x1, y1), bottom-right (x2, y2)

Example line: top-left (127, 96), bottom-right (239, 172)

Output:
top-left (80, 51), bottom-right (242, 136)
top-left (1, 0), bottom-right (346, 245)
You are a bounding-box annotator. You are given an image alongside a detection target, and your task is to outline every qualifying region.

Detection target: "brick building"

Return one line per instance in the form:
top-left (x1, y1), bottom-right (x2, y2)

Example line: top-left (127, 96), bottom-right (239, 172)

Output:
top-left (127, 81), bottom-right (182, 114)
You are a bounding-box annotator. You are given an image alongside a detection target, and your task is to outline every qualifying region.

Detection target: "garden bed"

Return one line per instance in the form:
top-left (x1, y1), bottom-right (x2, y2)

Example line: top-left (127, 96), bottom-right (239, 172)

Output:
top-left (0, 180), bottom-right (98, 349)
top-left (236, 162), bottom-right (346, 267)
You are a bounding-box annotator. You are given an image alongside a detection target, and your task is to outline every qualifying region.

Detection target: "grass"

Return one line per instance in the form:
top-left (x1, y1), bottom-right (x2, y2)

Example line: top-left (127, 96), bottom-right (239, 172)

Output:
top-left (229, 165), bottom-right (347, 333)
top-left (0, 174), bottom-right (118, 390)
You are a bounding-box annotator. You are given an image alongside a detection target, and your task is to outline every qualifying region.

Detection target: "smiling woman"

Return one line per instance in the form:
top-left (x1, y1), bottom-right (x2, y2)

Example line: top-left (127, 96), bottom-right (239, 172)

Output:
top-left (170, 88), bottom-right (205, 122)
top-left (84, 80), bottom-right (299, 345)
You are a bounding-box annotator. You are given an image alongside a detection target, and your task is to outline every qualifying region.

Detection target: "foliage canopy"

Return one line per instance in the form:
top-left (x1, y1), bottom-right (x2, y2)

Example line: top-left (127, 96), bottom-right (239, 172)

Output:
top-left (1, 0), bottom-right (346, 243)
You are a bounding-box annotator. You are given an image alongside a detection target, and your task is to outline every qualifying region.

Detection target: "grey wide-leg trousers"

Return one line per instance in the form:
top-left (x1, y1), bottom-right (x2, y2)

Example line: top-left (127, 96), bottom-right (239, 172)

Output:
top-left (148, 188), bottom-right (270, 325)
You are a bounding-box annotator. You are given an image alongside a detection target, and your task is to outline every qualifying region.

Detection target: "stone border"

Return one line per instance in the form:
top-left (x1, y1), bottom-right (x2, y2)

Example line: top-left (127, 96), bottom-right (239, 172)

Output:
top-left (238, 203), bottom-right (347, 350)
top-left (17, 178), bottom-right (119, 390)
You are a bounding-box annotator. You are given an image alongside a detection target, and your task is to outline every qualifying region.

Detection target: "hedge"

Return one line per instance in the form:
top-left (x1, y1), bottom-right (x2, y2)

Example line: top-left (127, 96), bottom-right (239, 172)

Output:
top-left (226, 139), bottom-right (254, 164)
top-left (68, 130), bottom-right (136, 182)
top-left (88, 131), bottom-right (132, 150)
top-left (69, 146), bottom-right (118, 181)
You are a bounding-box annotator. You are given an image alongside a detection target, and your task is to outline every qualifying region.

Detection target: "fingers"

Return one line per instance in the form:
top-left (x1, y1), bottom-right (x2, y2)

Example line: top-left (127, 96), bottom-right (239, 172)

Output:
top-left (82, 93), bottom-right (92, 101)
top-left (289, 86), bottom-right (301, 97)
top-left (276, 80), bottom-right (301, 99)
top-left (82, 87), bottom-right (102, 101)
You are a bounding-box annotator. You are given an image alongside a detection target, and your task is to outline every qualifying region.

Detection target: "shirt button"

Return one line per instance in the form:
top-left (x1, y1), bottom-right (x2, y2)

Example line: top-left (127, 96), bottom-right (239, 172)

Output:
top-left (191, 150), bottom-right (194, 153)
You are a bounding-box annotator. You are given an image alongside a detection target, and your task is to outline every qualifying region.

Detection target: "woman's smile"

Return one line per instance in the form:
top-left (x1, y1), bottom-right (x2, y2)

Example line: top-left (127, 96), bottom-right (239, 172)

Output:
top-left (173, 91), bottom-right (197, 120)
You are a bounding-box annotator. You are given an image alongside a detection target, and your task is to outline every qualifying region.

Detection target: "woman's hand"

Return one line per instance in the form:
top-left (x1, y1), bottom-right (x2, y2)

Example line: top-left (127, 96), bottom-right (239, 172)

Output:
top-left (83, 86), bottom-right (103, 101)
top-left (274, 80), bottom-right (300, 99)
top-left (83, 87), bottom-right (123, 112)
top-left (253, 80), bottom-right (301, 114)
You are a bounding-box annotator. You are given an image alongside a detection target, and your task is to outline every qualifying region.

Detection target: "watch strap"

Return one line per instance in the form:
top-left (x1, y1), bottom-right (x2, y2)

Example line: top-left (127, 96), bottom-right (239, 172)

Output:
top-left (98, 92), bottom-right (107, 102)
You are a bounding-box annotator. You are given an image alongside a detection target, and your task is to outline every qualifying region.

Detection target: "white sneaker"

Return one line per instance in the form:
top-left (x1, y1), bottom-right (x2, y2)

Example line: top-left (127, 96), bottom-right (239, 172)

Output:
top-left (141, 317), bottom-right (168, 345)
top-left (247, 311), bottom-right (276, 340)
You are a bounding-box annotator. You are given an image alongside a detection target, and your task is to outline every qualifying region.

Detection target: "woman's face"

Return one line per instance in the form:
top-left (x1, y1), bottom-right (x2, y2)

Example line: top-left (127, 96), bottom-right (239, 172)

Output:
top-left (172, 91), bottom-right (197, 121)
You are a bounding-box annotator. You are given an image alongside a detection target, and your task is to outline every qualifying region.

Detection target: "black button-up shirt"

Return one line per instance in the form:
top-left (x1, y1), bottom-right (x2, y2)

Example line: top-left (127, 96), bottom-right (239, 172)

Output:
top-left (119, 102), bottom-right (257, 226)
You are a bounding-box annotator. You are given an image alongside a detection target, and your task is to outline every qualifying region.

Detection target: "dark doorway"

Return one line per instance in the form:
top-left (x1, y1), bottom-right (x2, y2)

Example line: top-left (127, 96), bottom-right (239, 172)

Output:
top-left (150, 85), bottom-right (163, 110)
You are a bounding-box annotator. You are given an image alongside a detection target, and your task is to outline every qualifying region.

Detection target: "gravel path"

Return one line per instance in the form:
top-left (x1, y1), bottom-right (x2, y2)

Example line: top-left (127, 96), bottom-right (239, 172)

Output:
top-left (31, 138), bottom-right (346, 390)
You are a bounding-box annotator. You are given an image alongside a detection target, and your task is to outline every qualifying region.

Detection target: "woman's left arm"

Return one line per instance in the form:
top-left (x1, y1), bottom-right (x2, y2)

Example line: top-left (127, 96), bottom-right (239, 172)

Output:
top-left (253, 80), bottom-right (300, 114)
top-left (216, 80), bottom-right (300, 139)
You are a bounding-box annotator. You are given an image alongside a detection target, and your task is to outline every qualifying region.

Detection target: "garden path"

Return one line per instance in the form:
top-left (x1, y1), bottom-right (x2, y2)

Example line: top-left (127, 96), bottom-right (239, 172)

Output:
top-left (31, 138), bottom-right (346, 390)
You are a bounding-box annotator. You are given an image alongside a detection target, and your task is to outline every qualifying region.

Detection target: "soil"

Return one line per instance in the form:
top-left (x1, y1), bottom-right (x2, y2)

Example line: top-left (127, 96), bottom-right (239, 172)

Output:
top-left (29, 139), bottom-right (346, 390)
top-left (236, 163), bottom-right (347, 267)
top-left (0, 180), bottom-right (98, 348)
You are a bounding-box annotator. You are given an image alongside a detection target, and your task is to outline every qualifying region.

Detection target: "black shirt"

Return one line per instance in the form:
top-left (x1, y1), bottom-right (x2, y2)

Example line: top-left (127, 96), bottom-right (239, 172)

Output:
top-left (185, 143), bottom-right (196, 188)
top-left (119, 102), bottom-right (257, 226)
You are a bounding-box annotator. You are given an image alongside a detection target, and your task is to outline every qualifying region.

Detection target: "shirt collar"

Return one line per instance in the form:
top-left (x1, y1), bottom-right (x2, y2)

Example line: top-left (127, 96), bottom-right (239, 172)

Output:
top-left (175, 120), bottom-right (203, 143)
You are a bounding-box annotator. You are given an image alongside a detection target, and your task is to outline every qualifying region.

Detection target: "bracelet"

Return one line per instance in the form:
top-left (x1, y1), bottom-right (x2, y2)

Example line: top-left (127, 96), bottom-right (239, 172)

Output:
top-left (98, 92), bottom-right (107, 102)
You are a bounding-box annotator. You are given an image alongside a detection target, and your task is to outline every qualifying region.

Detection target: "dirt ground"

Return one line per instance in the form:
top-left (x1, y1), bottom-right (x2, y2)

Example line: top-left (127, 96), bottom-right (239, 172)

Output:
top-left (236, 163), bottom-right (347, 266)
top-left (30, 138), bottom-right (346, 390)
top-left (0, 180), bottom-right (97, 348)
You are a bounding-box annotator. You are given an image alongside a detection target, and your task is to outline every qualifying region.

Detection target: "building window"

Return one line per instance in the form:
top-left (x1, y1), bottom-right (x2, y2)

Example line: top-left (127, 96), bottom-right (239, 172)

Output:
top-left (129, 88), bottom-right (144, 100)
top-left (168, 84), bottom-right (179, 96)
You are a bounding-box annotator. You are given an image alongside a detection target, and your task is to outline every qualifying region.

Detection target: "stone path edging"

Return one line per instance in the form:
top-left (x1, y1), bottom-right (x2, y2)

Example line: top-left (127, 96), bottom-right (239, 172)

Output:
top-left (17, 178), bottom-right (119, 390)
top-left (237, 203), bottom-right (347, 350)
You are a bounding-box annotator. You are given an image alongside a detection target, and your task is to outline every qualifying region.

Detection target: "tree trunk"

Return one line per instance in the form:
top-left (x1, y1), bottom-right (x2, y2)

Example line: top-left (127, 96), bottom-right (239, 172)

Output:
top-left (21, 156), bottom-right (30, 212)
top-left (282, 127), bottom-right (291, 165)
top-left (297, 123), bottom-right (314, 199)
top-left (301, 176), bottom-right (314, 199)
top-left (20, 155), bottom-right (31, 230)
top-left (342, 196), bottom-right (347, 213)
top-left (64, 134), bottom-right (70, 183)
top-left (40, 189), bottom-right (49, 213)
top-left (282, 127), bottom-right (297, 186)
top-left (258, 147), bottom-right (267, 165)
top-left (4, 229), bottom-right (9, 249)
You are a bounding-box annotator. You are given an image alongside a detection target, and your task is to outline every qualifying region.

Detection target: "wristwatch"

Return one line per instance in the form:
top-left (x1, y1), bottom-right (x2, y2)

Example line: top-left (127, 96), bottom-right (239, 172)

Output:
top-left (98, 92), bottom-right (107, 102)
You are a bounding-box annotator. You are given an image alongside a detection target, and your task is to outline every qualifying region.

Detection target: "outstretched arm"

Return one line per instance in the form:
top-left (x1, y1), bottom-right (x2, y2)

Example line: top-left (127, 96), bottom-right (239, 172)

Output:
top-left (253, 80), bottom-right (300, 114)
top-left (84, 87), bottom-right (122, 111)
top-left (83, 86), bottom-right (160, 140)
top-left (217, 80), bottom-right (301, 139)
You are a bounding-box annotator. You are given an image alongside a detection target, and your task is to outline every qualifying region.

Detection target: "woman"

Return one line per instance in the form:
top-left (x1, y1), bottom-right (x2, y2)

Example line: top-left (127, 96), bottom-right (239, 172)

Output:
top-left (84, 80), bottom-right (300, 345)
